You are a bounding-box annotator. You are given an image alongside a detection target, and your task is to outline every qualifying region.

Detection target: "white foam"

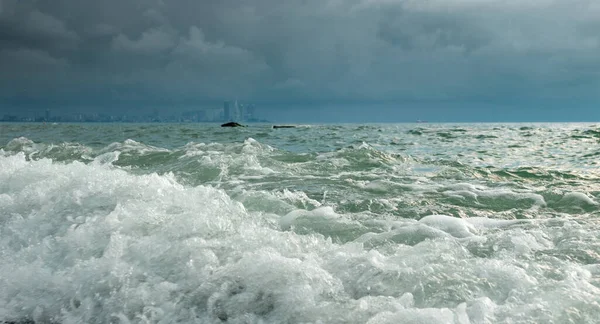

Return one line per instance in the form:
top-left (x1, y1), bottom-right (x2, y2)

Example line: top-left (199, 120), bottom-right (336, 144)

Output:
top-left (419, 215), bottom-right (478, 238)
top-left (2, 144), bottom-right (600, 323)
top-left (280, 206), bottom-right (340, 230)
top-left (242, 137), bottom-right (274, 154)
top-left (366, 307), bottom-right (460, 324)
top-left (356, 222), bottom-right (451, 248)
top-left (465, 217), bottom-right (528, 229)
top-left (559, 192), bottom-right (598, 206)
top-left (276, 189), bottom-right (323, 208)
top-left (101, 139), bottom-right (169, 155)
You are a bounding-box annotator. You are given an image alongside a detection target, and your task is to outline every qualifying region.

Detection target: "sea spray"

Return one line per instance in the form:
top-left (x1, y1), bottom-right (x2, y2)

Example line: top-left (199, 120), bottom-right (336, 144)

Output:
top-left (1, 123), bottom-right (600, 323)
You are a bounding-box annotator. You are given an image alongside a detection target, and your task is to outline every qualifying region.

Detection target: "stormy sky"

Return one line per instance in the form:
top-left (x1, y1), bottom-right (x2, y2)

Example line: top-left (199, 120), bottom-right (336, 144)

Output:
top-left (1, 0), bottom-right (599, 121)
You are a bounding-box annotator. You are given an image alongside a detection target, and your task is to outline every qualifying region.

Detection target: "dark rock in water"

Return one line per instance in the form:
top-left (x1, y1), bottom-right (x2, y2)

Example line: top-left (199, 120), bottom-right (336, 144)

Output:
top-left (273, 125), bottom-right (296, 129)
top-left (221, 122), bottom-right (245, 127)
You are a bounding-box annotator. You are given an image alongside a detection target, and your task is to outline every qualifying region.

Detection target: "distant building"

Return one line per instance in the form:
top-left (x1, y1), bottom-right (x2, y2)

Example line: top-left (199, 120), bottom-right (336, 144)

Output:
top-left (233, 100), bottom-right (240, 121)
top-left (246, 104), bottom-right (256, 120)
top-left (181, 111), bottom-right (196, 122)
top-left (223, 101), bottom-right (232, 121)
top-left (45, 109), bottom-right (51, 122)
top-left (195, 110), bottom-right (206, 122)
top-left (204, 108), bottom-right (221, 121)
top-left (239, 103), bottom-right (246, 121)
top-left (222, 99), bottom-right (258, 122)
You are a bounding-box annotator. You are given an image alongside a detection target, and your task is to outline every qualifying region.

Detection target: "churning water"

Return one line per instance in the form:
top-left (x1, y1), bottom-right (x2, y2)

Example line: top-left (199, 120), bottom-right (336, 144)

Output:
top-left (1, 122), bottom-right (600, 323)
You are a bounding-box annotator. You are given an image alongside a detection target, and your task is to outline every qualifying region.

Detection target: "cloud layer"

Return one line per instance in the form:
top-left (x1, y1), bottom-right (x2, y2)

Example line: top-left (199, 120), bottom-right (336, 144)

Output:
top-left (1, 0), bottom-right (599, 110)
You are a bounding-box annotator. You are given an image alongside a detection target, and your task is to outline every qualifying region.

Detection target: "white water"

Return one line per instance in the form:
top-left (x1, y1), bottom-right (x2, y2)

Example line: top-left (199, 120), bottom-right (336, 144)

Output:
top-left (1, 123), bottom-right (600, 323)
top-left (1, 151), bottom-right (599, 323)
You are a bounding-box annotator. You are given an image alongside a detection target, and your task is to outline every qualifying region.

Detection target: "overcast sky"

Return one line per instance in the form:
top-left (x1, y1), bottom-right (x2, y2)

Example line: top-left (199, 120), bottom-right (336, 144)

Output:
top-left (1, 0), bottom-right (599, 121)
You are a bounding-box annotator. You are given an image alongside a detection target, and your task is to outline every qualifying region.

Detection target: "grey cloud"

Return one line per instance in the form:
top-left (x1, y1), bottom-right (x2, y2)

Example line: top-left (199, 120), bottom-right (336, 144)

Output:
top-left (112, 27), bottom-right (176, 54)
top-left (0, 3), bottom-right (78, 51)
top-left (1, 0), bottom-right (599, 108)
top-left (143, 8), bottom-right (168, 25)
top-left (1, 48), bottom-right (68, 68)
top-left (26, 10), bottom-right (78, 42)
top-left (376, 12), bottom-right (491, 52)
top-left (87, 24), bottom-right (119, 38)
top-left (0, 48), bottom-right (69, 99)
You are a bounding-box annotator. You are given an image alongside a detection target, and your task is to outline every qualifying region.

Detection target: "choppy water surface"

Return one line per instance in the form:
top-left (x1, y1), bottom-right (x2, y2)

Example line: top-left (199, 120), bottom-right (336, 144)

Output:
top-left (1, 122), bottom-right (600, 323)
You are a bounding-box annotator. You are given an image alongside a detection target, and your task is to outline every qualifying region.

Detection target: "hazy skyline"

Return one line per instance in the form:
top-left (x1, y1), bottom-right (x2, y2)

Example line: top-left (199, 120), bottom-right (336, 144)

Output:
top-left (1, 0), bottom-right (599, 121)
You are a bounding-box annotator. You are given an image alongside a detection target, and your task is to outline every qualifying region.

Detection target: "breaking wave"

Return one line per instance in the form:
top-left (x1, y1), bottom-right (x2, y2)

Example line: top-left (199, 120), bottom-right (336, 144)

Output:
top-left (1, 123), bottom-right (600, 323)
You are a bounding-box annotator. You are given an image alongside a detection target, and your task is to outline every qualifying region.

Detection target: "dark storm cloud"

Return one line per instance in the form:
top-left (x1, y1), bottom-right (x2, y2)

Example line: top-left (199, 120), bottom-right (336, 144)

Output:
top-left (1, 0), bottom-right (599, 106)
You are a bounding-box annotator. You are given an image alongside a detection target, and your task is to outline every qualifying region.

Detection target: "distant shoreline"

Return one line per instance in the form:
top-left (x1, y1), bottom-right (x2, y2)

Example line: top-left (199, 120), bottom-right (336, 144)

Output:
top-left (1, 120), bottom-right (598, 124)
top-left (0, 120), bottom-right (273, 124)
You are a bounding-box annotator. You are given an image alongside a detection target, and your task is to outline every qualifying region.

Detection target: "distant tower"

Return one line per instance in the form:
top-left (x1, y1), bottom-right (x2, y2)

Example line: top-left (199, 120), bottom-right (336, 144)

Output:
top-left (223, 101), bottom-right (232, 121)
top-left (246, 104), bottom-right (256, 120)
top-left (45, 109), bottom-right (50, 122)
top-left (233, 100), bottom-right (240, 121)
top-left (239, 104), bottom-right (245, 121)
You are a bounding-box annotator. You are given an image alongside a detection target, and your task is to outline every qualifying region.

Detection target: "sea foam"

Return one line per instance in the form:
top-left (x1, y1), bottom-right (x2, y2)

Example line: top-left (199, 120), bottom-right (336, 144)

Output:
top-left (2, 124), bottom-right (600, 323)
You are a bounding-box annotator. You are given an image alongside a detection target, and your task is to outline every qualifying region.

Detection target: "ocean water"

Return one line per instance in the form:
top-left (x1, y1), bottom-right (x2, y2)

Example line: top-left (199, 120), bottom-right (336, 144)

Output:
top-left (1, 122), bottom-right (600, 324)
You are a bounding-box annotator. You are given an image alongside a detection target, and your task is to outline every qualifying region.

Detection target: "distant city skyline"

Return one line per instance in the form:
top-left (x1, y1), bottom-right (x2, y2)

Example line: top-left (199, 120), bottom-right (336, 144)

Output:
top-left (2, 101), bottom-right (599, 123)
top-left (1, 100), bottom-right (263, 123)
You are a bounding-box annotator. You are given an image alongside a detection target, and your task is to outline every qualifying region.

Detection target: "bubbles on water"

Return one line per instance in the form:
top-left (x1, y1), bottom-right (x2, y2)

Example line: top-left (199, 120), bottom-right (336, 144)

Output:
top-left (2, 124), bottom-right (600, 323)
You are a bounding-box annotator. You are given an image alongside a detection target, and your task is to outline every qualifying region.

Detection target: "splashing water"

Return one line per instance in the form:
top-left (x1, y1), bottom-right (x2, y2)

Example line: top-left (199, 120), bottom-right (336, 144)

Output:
top-left (1, 123), bottom-right (600, 323)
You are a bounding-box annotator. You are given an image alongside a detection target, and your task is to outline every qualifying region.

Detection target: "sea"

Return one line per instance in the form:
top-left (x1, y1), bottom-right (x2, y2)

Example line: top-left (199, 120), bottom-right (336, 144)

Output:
top-left (1, 122), bottom-right (600, 324)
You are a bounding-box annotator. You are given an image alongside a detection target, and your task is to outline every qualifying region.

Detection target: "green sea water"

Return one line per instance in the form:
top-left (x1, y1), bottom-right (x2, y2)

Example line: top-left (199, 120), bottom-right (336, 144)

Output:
top-left (1, 122), bottom-right (600, 323)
